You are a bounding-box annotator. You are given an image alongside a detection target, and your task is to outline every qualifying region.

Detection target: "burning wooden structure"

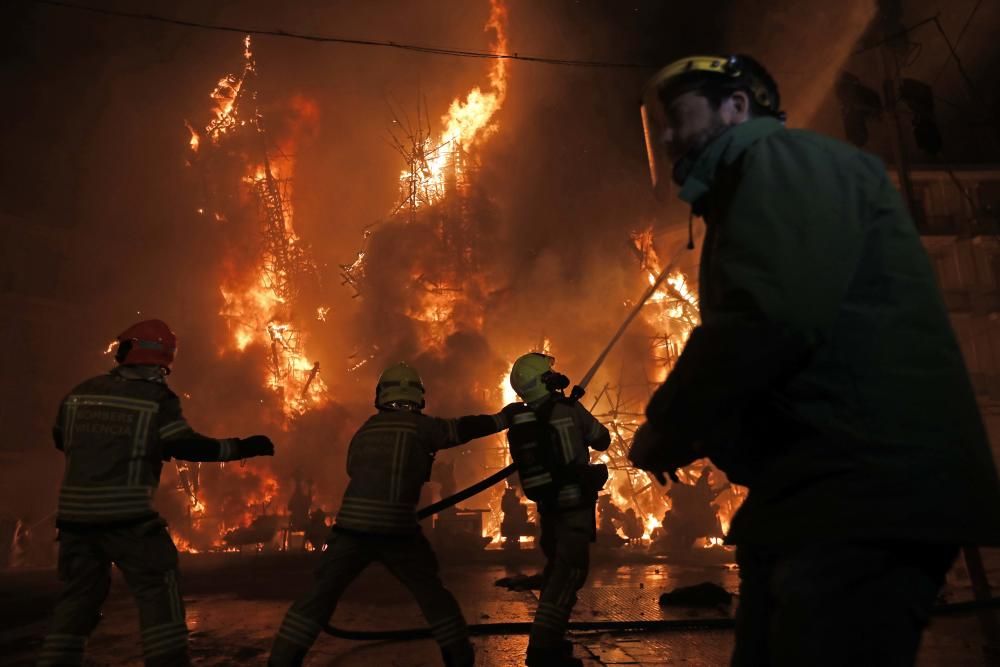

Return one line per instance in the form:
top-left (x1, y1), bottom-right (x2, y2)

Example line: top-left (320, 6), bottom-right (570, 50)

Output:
top-left (165, 0), bottom-right (744, 555)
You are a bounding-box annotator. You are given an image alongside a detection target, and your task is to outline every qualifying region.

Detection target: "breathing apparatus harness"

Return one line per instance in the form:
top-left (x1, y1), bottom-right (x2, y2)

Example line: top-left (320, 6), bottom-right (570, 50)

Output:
top-left (505, 375), bottom-right (608, 512)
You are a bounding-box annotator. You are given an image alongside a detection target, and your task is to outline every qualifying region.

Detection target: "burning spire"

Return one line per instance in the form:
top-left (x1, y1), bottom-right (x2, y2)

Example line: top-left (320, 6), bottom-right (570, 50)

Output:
top-left (187, 36), bottom-right (328, 420)
top-left (394, 0), bottom-right (508, 213)
top-left (345, 0), bottom-right (510, 353)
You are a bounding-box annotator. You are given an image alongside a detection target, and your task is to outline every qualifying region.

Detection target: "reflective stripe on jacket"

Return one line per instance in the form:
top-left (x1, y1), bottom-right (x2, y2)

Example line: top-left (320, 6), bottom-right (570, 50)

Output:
top-left (54, 368), bottom-right (223, 524)
top-left (336, 409), bottom-right (506, 535)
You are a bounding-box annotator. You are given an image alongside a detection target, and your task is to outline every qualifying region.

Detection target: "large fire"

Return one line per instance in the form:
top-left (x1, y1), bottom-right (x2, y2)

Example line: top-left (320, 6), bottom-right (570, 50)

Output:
top-left (585, 229), bottom-right (745, 548)
top-left (387, 0), bottom-right (509, 353)
top-left (164, 35), bottom-right (338, 552)
top-left (189, 37), bottom-right (328, 421)
top-left (166, 0), bottom-right (743, 556)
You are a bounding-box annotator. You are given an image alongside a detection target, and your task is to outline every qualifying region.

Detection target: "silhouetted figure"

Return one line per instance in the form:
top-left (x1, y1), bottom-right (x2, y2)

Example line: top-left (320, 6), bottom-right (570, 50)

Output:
top-left (287, 475), bottom-right (312, 533)
top-left (663, 469), bottom-right (723, 551)
top-left (304, 509), bottom-right (328, 552)
top-left (500, 484), bottom-right (532, 550)
top-left (596, 495), bottom-right (625, 548)
top-left (622, 508), bottom-right (644, 545)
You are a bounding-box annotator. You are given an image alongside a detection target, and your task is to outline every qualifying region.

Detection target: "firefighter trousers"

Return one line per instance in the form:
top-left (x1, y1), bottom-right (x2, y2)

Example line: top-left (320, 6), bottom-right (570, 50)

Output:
top-left (269, 528), bottom-right (473, 667)
top-left (732, 542), bottom-right (958, 666)
top-left (38, 518), bottom-right (189, 667)
top-left (530, 507), bottom-right (594, 649)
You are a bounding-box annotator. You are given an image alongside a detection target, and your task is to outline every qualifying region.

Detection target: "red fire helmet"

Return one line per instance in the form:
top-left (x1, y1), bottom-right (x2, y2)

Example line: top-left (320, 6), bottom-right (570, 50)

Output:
top-left (115, 319), bottom-right (177, 369)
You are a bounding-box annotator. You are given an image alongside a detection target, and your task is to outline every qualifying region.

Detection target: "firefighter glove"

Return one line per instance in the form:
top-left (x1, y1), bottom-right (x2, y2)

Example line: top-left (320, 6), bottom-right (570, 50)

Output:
top-left (628, 422), bottom-right (699, 485)
top-left (238, 435), bottom-right (275, 457)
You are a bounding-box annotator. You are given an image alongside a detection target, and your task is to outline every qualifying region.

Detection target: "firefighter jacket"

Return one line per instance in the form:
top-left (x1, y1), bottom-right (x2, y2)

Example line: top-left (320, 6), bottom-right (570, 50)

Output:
top-left (54, 366), bottom-right (247, 527)
top-left (508, 397), bottom-right (611, 513)
top-left (647, 117), bottom-right (1000, 546)
top-left (335, 409), bottom-right (508, 535)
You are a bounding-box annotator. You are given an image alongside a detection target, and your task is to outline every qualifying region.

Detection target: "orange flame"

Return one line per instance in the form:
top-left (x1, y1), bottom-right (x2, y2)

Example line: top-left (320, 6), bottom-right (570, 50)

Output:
top-left (398, 0), bottom-right (508, 209)
top-left (191, 36), bottom-right (329, 422)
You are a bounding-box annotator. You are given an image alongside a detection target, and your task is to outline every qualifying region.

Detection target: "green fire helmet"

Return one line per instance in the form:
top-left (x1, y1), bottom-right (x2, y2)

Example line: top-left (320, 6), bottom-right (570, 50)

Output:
top-left (375, 362), bottom-right (426, 410)
top-left (510, 352), bottom-right (556, 404)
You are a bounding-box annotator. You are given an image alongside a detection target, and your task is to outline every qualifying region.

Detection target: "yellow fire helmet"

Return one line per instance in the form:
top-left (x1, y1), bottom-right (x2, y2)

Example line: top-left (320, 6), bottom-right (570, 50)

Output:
top-left (375, 362), bottom-right (426, 410)
top-left (510, 352), bottom-right (556, 404)
top-left (640, 54), bottom-right (782, 199)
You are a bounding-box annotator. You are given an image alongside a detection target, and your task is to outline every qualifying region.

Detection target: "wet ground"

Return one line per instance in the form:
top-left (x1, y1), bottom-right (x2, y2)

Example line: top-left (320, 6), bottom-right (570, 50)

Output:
top-left (2, 546), bottom-right (998, 666)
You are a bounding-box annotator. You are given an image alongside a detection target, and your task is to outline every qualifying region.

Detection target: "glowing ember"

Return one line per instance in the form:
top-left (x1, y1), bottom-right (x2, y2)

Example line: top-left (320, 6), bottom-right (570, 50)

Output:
top-left (184, 121), bottom-right (200, 153)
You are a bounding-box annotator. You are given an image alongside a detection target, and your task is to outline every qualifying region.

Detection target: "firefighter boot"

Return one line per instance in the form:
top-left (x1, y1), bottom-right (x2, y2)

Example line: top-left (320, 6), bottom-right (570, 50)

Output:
top-left (441, 640), bottom-right (475, 667)
top-left (268, 645), bottom-right (307, 667)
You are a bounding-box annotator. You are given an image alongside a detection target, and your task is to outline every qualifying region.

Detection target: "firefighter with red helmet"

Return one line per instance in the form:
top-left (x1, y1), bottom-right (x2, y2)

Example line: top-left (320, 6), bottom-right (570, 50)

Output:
top-left (505, 353), bottom-right (611, 667)
top-left (269, 362), bottom-right (513, 667)
top-left (38, 320), bottom-right (275, 667)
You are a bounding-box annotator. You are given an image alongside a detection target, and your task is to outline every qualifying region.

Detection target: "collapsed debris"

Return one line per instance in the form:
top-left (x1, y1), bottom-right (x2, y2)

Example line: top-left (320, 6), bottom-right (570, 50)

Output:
top-left (658, 582), bottom-right (734, 608)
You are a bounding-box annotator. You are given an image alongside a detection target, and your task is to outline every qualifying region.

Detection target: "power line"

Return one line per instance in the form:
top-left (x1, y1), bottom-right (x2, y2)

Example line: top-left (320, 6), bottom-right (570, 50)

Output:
top-left (27, 0), bottom-right (649, 70)
top-left (26, 0), bottom-right (954, 76)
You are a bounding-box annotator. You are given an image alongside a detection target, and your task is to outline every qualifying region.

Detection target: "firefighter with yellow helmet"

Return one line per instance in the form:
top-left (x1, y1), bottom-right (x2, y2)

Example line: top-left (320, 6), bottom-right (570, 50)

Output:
top-left (269, 362), bottom-right (514, 667)
top-left (505, 353), bottom-right (610, 667)
top-left (631, 53), bottom-right (1000, 665)
top-left (39, 320), bottom-right (275, 667)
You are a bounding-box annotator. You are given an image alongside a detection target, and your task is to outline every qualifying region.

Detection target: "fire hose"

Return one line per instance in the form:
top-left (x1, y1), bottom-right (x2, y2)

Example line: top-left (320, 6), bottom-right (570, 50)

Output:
top-left (323, 597), bottom-right (1000, 641)
top-left (324, 247), bottom-right (687, 640)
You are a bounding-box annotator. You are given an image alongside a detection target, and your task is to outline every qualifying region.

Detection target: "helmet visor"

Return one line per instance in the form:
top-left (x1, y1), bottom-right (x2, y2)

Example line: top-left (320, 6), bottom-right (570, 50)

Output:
top-left (640, 88), bottom-right (673, 202)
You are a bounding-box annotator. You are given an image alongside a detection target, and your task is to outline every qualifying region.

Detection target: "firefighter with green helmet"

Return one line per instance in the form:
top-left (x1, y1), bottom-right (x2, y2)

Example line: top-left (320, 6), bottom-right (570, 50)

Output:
top-left (269, 362), bottom-right (514, 667)
top-left (506, 352), bottom-right (611, 667)
top-left (629, 53), bottom-right (1000, 664)
top-left (39, 319), bottom-right (275, 667)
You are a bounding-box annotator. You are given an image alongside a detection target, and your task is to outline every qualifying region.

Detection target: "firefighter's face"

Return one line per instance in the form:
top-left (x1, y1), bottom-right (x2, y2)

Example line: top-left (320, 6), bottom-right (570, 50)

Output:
top-left (660, 89), bottom-right (751, 162)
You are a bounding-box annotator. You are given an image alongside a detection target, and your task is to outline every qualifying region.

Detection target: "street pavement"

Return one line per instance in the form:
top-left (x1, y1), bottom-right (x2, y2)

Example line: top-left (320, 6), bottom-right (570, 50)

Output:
top-left (1, 547), bottom-right (997, 666)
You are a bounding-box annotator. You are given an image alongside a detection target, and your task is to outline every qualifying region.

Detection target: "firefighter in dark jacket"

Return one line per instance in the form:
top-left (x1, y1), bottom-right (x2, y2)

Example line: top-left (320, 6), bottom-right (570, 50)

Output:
top-left (39, 319), bottom-right (275, 667)
top-left (269, 362), bottom-right (513, 667)
top-left (629, 54), bottom-right (1000, 665)
top-left (506, 353), bottom-right (611, 667)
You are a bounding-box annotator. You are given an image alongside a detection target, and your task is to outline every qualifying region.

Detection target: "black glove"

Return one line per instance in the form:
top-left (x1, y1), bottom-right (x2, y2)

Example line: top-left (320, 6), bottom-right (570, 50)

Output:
top-left (628, 422), bottom-right (700, 485)
top-left (238, 435), bottom-right (275, 457)
top-left (500, 402), bottom-right (524, 425)
top-left (586, 463), bottom-right (609, 493)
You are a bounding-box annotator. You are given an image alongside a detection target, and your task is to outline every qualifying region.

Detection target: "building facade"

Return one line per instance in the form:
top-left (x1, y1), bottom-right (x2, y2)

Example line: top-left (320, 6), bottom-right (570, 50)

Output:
top-left (907, 167), bottom-right (1000, 465)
